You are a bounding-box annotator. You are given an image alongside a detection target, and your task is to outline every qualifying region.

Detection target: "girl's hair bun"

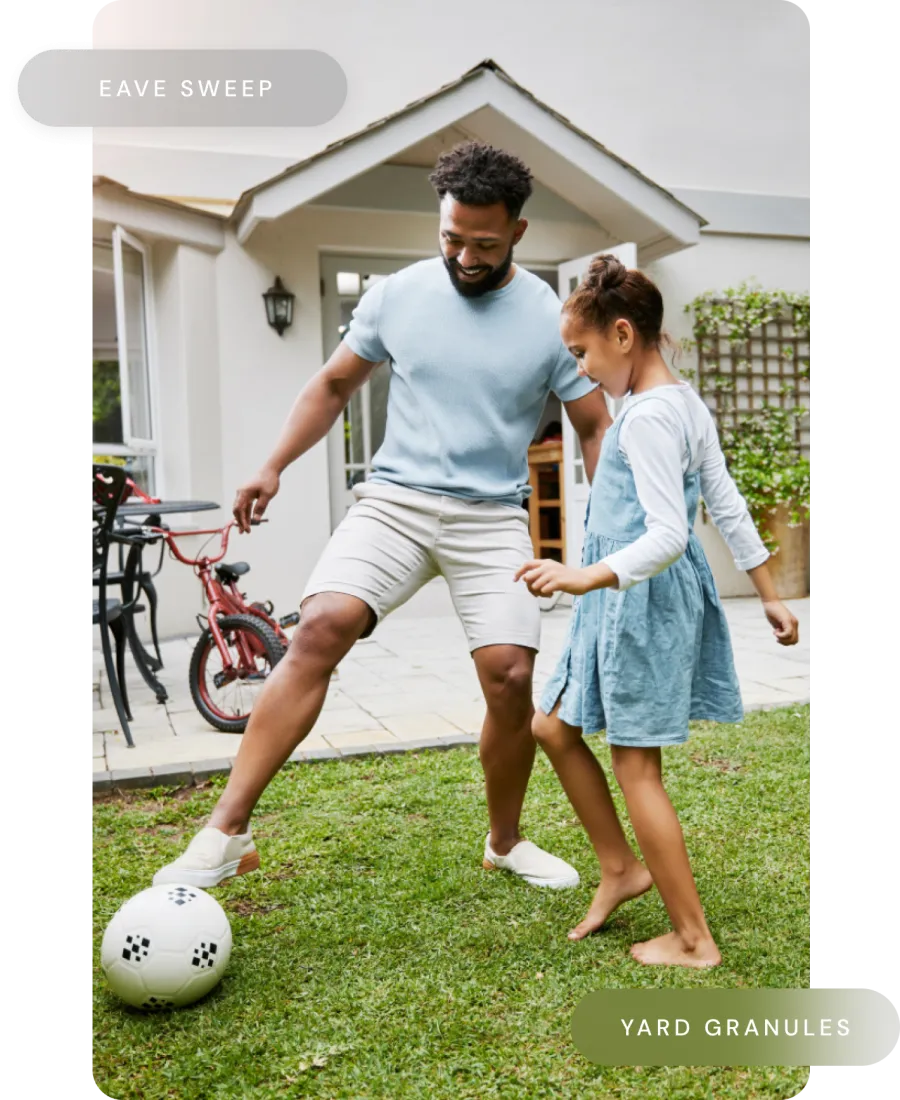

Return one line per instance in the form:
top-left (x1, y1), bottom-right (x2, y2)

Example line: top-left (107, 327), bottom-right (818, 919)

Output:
top-left (565, 252), bottom-right (671, 353)
top-left (586, 253), bottom-right (627, 293)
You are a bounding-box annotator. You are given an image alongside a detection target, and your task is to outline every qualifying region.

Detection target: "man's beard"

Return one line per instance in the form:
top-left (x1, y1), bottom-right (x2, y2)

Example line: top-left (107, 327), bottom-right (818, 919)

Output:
top-left (443, 247), bottom-right (514, 298)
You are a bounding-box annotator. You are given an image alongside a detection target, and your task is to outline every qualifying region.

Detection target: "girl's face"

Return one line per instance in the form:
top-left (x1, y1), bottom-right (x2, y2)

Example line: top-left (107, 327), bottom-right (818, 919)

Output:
top-left (561, 312), bottom-right (635, 399)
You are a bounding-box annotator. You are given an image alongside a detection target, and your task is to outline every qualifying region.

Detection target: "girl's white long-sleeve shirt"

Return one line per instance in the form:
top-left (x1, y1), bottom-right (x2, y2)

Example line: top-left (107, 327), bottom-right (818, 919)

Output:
top-left (600, 382), bottom-right (770, 590)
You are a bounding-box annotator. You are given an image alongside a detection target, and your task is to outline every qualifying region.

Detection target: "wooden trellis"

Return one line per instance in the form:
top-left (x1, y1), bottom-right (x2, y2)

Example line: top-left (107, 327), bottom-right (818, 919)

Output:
top-left (695, 300), bottom-right (809, 457)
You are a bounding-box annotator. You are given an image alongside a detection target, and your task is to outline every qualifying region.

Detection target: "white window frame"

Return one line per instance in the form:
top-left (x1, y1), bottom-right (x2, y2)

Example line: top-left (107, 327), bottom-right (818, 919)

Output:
top-left (112, 226), bottom-right (158, 452)
top-left (93, 229), bottom-right (161, 494)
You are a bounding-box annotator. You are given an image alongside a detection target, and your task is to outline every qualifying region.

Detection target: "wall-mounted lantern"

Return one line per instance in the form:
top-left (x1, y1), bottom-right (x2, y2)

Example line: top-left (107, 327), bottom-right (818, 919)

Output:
top-left (262, 276), bottom-right (295, 336)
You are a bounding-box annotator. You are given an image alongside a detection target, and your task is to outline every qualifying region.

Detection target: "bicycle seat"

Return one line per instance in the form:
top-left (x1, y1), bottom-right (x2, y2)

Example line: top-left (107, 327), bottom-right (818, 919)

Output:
top-left (216, 561), bottom-right (251, 583)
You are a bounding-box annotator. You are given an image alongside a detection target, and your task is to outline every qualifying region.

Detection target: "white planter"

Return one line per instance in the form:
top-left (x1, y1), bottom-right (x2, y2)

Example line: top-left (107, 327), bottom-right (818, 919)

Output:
top-left (693, 507), bottom-right (757, 598)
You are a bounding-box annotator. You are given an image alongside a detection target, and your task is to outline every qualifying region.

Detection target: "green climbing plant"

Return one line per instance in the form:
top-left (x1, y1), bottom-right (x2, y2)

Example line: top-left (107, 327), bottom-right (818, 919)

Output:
top-left (684, 283), bottom-right (810, 554)
top-left (93, 359), bottom-right (122, 438)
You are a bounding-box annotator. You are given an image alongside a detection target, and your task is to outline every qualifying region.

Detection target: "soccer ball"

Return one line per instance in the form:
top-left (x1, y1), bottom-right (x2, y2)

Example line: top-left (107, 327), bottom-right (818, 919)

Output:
top-left (101, 884), bottom-right (232, 1010)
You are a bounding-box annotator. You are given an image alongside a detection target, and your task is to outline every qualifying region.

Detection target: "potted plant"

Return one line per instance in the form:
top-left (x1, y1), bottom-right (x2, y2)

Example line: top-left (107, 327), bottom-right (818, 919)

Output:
top-left (684, 284), bottom-right (810, 598)
top-left (718, 403), bottom-right (810, 597)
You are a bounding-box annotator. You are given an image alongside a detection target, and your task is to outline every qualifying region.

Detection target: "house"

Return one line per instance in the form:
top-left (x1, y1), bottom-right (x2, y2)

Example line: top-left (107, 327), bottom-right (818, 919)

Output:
top-left (93, 59), bottom-right (809, 638)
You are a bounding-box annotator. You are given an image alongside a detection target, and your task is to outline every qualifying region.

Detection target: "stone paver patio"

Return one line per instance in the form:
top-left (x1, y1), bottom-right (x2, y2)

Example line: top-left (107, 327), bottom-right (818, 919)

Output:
top-left (93, 580), bottom-right (809, 792)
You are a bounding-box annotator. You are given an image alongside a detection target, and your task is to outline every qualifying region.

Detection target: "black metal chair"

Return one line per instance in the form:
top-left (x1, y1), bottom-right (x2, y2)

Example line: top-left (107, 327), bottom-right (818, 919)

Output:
top-left (93, 464), bottom-right (135, 747)
top-left (98, 524), bottom-right (165, 671)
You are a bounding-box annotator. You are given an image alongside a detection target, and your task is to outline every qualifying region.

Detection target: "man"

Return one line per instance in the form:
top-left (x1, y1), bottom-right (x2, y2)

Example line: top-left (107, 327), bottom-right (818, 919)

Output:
top-left (155, 141), bottom-right (611, 890)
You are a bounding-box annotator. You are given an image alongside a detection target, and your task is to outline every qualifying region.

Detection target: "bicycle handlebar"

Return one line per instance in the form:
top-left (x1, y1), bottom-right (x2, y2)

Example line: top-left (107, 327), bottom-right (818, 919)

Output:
top-left (135, 517), bottom-right (269, 568)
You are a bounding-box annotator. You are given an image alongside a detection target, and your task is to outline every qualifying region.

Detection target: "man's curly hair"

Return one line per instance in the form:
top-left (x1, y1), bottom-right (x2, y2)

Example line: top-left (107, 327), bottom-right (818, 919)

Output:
top-left (428, 141), bottom-right (534, 219)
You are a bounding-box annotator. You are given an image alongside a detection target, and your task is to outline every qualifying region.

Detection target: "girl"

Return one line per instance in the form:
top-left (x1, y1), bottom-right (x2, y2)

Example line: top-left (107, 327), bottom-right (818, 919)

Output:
top-left (515, 255), bottom-right (799, 969)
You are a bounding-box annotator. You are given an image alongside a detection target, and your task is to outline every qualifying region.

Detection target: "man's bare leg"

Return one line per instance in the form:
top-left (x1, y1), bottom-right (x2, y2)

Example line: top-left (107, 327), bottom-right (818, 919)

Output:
top-left (473, 646), bottom-right (579, 888)
top-left (472, 645), bottom-right (537, 856)
top-left (208, 593), bottom-right (374, 836)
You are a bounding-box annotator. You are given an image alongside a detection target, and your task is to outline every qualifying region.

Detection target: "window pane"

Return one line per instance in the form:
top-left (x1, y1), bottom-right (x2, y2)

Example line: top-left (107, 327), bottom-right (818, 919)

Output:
top-left (121, 241), bottom-right (153, 441)
top-left (344, 391), bottom-right (365, 469)
top-left (94, 245), bottom-right (120, 444)
top-left (336, 272), bottom-right (360, 295)
top-left (93, 360), bottom-right (123, 445)
top-left (92, 453), bottom-right (156, 496)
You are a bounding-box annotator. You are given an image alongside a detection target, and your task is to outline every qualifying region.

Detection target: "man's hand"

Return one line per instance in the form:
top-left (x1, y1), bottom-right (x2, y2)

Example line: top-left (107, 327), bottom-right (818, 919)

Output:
top-left (762, 599), bottom-right (800, 646)
top-left (233, 467), bottom-right (280, 533)
top-left (515, 559), bottom-right (593, 597)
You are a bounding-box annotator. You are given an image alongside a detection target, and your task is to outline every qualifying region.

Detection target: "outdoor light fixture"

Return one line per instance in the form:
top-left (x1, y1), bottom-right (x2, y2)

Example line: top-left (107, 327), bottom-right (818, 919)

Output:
top-left (262, 276), bottom-right (295, 336)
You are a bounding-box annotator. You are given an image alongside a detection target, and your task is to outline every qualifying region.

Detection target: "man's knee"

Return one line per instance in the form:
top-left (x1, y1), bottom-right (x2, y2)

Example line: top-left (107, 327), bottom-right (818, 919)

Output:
top-left (477, 648), bottom-right (534, 710)
top-left (287, 594), bottom-right (374, 670)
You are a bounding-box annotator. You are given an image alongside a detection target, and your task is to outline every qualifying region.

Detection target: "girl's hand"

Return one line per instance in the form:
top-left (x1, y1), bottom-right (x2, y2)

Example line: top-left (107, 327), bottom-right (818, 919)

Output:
top-left (763, 599), bottom-right (799, 646)
top-left (515, 559), bottom-right (593, 597)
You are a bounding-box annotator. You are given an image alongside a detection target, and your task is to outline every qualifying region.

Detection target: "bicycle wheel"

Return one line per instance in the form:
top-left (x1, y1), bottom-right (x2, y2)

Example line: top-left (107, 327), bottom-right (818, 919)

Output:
top-left (189, 613), bottom-right (285, 733)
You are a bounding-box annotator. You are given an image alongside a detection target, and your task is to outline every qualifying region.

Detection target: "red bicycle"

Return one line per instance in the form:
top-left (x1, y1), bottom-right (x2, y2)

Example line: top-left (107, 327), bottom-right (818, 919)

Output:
top-left (145, 518), bottom-right (299, 733)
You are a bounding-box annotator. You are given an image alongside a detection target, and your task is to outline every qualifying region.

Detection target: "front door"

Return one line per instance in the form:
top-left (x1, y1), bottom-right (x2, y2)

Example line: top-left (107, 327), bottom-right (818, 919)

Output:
top-left (320, 255), bottom-right (417, 528)
top-left (556, 243), bottom-right (637, 567)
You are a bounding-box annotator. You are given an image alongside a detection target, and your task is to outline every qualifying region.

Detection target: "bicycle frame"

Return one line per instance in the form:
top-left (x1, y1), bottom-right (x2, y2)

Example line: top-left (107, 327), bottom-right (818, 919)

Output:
top-left (144, 520), bottom-right (292, 678)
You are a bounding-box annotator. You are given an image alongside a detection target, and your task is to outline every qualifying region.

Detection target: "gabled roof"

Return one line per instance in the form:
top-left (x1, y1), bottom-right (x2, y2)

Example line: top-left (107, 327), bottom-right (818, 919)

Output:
top-left (230, 59), bottom-right (705, 261)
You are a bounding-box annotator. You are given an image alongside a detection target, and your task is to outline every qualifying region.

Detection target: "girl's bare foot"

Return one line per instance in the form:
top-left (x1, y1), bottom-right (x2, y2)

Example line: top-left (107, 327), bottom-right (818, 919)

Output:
top-left (568, 864), bottom-right (654, 941)
top-left (629, 929), bottom-right (721, 969)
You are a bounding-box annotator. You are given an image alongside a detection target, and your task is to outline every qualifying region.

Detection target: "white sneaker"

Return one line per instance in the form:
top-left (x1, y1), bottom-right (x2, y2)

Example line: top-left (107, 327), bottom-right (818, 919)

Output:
top-left (482, 834), bottom-right (580, 889)
top-left (152, 827), bottom-right (259, 888)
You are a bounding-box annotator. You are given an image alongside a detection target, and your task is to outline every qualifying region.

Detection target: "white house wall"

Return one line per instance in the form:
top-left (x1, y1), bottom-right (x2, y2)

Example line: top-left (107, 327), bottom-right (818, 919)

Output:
top-left (209, 226), bottom-right (331, 633)
top-left (148, 241), bottom-right (227, 637)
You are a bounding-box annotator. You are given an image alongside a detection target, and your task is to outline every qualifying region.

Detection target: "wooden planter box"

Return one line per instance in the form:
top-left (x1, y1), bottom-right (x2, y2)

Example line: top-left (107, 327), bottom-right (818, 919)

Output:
top-left (761, 504), bottom-right (810, 599)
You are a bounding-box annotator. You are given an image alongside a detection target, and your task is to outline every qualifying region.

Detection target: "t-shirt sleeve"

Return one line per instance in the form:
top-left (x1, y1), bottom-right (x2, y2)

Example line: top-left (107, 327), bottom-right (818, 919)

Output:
top-left (341, 278), bottom-right (390, 364)
top-left (549, 343), bottom-right (597, 403)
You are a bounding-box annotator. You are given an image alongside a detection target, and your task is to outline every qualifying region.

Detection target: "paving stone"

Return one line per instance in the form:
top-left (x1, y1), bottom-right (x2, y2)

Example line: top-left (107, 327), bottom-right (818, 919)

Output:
top-left (334, 743), bottom-right (383, 759)
top-left (379, 713), bottom-right (462, 740)
top-left (299, 747), bottom-right (340, 762)
top-left (109, 767), bottom-right (159, 790)
top-left (93, 771), bottom-right (113, 794)
top-left (438, 732), bottom-right (480, 747)
top-left (149, 764), bottom-right (195, 788)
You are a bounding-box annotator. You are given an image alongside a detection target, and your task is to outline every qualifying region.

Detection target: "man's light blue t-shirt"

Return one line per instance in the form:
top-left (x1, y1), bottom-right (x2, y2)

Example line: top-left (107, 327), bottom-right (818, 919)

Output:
top-left (342, 257), bottom-right (595, 507)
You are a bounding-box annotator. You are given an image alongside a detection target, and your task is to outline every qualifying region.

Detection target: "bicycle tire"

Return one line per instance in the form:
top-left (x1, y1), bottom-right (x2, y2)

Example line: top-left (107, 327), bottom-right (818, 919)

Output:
top-left (189, 613), bottom-right (285, 733)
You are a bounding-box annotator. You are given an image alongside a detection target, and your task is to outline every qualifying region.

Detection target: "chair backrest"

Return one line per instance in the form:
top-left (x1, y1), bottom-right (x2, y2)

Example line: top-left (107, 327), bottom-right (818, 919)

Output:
top-left (93, 464), bottom-right (128, 577)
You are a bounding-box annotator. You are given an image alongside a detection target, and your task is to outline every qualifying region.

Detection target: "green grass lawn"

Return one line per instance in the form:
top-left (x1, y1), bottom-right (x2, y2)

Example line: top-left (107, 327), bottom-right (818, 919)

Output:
top-left (93, 706), bottom-right (809, 1100)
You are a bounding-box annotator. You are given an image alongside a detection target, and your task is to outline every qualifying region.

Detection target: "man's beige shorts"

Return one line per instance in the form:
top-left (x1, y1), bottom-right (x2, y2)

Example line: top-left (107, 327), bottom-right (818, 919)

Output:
top-left (302, 481), bottom-right (541, 653)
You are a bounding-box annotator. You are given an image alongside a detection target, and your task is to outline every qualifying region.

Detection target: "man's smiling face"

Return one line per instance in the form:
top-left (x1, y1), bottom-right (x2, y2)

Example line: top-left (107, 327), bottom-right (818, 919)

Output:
top-left (438, 195), bottom-right (527, 298)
